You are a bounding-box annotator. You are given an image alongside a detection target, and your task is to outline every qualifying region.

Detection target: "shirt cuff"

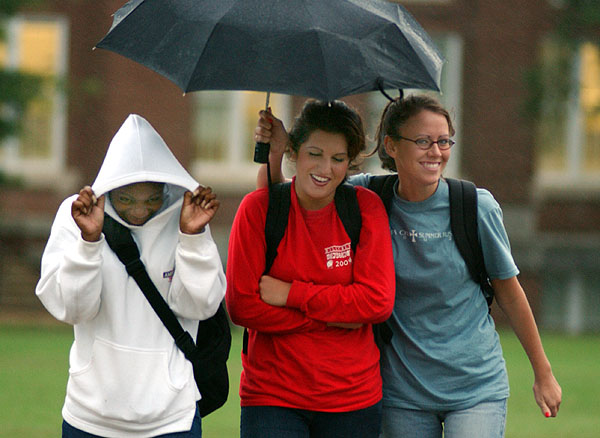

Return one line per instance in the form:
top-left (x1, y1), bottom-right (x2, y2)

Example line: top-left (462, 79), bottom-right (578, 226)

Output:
top-left (286, 280), bottom-right (309, 310)
top-left (78, 234), bottom-right (104, 259)
top-left (178, 226), bottom-right (213, 252)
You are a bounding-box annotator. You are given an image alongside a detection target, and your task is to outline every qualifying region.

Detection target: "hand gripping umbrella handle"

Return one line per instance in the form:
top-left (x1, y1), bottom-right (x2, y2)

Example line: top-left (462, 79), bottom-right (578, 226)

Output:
top-left (253, 92), bottom-right (272, 164)
top-left (253, 142), bottom-right (270, 163)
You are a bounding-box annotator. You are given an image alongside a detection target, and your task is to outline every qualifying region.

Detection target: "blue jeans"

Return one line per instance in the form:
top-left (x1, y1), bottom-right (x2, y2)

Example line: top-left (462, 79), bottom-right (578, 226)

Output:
top-left (62, 405), bottom-right (202, 437)
top-left (381, 399), bottom-right (507, 438)
top-left (241, 402), bottom-right (382, 438)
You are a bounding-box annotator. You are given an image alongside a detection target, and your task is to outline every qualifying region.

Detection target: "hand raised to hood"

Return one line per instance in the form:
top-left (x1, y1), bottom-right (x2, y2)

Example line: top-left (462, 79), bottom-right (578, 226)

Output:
top-left (179, 185), bottom-right (220, 234)
top-left (72, 186), bottom-right (105, 242)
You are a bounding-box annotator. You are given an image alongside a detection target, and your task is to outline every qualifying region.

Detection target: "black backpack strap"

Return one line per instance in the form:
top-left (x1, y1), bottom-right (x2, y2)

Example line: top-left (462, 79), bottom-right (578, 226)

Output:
top-left (265, 182), bottom-right (362, 273)
top-left (446, 178), bottom-right (494, 308)
top-left (366, 175), bottom-right (398, 348)
top-left (244, 182), bottom-right (292, 355)
top-left (246, 182), bottom-right (364, 355)
top-left (334, 183), bottom-right (361, 252)
top-left (102, 214), bottom-right (197, 360)
top-left (104, 214), bottom-right (231, 417)
top-left (264, 182), bottom-right (291, 275)
top-left (367, 174), bottom-right (397, 213)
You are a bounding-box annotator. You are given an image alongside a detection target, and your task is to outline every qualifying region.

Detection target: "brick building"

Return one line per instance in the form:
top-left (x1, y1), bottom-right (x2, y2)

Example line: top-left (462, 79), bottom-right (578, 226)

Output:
top-left (1, 0), bottom-right (598, 331)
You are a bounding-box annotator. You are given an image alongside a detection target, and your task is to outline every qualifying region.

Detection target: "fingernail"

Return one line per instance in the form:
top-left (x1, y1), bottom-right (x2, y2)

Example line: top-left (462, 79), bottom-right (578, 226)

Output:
top-left (545, 412), bottom-right (551, 418)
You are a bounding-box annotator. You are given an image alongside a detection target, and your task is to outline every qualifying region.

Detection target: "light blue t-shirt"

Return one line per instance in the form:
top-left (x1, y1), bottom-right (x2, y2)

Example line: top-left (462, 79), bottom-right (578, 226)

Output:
top-left (348, 174), bottom-right (518, 411)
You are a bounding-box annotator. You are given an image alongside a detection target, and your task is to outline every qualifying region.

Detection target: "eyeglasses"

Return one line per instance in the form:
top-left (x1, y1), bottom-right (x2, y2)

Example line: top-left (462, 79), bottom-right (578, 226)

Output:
top-left (391, 135), bottom-right (455, 150)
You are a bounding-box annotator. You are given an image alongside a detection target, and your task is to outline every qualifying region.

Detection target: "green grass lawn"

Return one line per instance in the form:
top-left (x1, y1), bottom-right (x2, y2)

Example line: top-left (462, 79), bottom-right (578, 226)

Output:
top-left (500, 330), bottom-right (600, 438)
top-left (0, 323), bottom-right (598, 437)
top-left (0, 322), bottom-right (244, 438)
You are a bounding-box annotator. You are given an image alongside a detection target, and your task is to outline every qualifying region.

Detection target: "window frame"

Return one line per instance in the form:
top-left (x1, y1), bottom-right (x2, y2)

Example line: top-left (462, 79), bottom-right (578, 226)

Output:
top-left (535, 40), bottom-right (600, 195)
top-left (0, 14), bottom-right (69, 187)
top-left (363, 32), bottom-right (464, 178)
top-left (191, 91), bottom-right (292, 190)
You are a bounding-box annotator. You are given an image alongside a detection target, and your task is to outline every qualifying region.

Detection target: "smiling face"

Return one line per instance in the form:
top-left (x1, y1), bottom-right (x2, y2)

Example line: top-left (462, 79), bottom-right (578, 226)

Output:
top-left (385, 109), bottom-right (451, 202)
top-left (109, 182), bottom-right (165, 225)
top-left (292, 129), bottom-right (350, 210)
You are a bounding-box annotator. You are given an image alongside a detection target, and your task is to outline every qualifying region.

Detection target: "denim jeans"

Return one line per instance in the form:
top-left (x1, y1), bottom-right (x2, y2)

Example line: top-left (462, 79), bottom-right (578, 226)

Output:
top-left (241, 401), bottom-right (382, 438)
top-left (381, 399), bottom-right (507, 438)
top-left (62, 405), bottom-right (202, 438)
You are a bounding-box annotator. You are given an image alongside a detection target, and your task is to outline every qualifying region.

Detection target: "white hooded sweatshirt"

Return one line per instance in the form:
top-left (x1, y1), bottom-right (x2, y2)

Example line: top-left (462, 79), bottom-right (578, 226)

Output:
top-left (36, 114), bottom-right (226, 437)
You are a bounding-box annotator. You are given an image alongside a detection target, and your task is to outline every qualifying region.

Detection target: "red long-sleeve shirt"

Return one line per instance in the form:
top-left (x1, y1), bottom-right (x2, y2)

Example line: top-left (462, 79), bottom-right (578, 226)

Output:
top-left (226, 182), bottom-right (395, 412)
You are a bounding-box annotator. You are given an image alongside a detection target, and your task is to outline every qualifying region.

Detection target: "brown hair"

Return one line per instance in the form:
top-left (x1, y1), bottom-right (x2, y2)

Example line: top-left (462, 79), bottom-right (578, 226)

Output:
top-left (373, 94), bottom-right (455, 172)
top-left (288, 100), bottom-right (366, 167)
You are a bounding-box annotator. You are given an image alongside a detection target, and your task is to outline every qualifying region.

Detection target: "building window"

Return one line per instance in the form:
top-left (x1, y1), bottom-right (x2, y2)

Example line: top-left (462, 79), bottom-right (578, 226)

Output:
top-left (0, 15), bottom-right (69, 185)
top-left (192, 91), bottom-right (291, 189)
top-left (192, 34), bottom-right (462, 186)
top-left (365, 33), bottom-right (463, 176)
top-left (535, 39), bottom-right (600, 190)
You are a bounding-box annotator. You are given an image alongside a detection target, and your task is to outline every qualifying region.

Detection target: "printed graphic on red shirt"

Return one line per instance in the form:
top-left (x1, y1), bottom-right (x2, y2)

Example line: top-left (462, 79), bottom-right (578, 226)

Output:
top-left (324, 242), bottom-right (352, 269)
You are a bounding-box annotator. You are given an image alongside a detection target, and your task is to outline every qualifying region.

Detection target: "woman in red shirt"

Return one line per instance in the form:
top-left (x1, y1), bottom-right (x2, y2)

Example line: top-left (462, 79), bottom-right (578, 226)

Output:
top-left (226, 100), bottom-right (395, 438)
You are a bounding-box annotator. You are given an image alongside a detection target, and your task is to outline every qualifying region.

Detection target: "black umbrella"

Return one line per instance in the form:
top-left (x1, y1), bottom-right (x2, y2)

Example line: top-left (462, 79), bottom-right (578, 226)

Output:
top-left (96, 0), bottom-right (443, 99)
top-left (96, 0), bottom-right (443, 161)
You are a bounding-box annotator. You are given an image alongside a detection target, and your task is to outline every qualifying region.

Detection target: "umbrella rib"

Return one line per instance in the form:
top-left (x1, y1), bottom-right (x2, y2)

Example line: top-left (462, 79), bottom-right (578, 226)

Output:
top-left (302, 2), bottom-right (334, 101)
top-left (389, 5), bottom-right (444, 89)
top-left (315, 30), bottom-right (334, 101)
top-left (97, 0), bottom-right (444, 99)
top-left (183, 3), bottom-right (239, 93)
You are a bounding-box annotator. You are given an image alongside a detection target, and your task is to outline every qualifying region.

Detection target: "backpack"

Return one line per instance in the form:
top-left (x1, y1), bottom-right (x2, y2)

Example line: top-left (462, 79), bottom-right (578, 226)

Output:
top-left (257, 175), bottom-right (494, 351)
top-left (366, 174), bottom-right (495, 308)
top-left (102, 214), bottom-right (231, 417)
top-left (242, 182), bottom-right (362, 354)
top-left (264, 182), bottom-right (362, 275)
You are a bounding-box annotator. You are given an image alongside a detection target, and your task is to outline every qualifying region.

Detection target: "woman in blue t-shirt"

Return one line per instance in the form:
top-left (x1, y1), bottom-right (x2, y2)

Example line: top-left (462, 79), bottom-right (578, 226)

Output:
top-left (254, 94), bottom-right (561, 438)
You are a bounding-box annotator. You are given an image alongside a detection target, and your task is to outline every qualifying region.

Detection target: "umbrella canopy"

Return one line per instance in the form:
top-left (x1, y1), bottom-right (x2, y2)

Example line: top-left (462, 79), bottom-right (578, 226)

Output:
top-left (96, 0), bottom-right (444, 101)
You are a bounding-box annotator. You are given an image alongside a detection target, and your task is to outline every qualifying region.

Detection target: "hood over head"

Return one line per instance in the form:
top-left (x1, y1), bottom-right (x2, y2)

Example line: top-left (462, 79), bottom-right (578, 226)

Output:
top-left (91, 114), bottom-right (198, 199)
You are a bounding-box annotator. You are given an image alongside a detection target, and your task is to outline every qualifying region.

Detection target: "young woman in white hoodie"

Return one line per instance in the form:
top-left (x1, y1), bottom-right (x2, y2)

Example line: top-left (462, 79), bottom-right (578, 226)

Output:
top-left (36, 114), bottom-right (226, 437)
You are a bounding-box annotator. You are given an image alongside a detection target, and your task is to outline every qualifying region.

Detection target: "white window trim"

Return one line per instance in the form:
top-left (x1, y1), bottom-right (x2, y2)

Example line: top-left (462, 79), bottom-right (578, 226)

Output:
top-left (439, 32), bottom-right (463, 179)
top-left (535, 45), bottom-right (600, 197)
top-left (364, 32), bottom-right (464, 178)
top-left (0, 14), bottom-right (71, 188)
top-left (191, 92), bottom-right (292, 192)
top-left (192, 33), bottom-right (464, 189)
